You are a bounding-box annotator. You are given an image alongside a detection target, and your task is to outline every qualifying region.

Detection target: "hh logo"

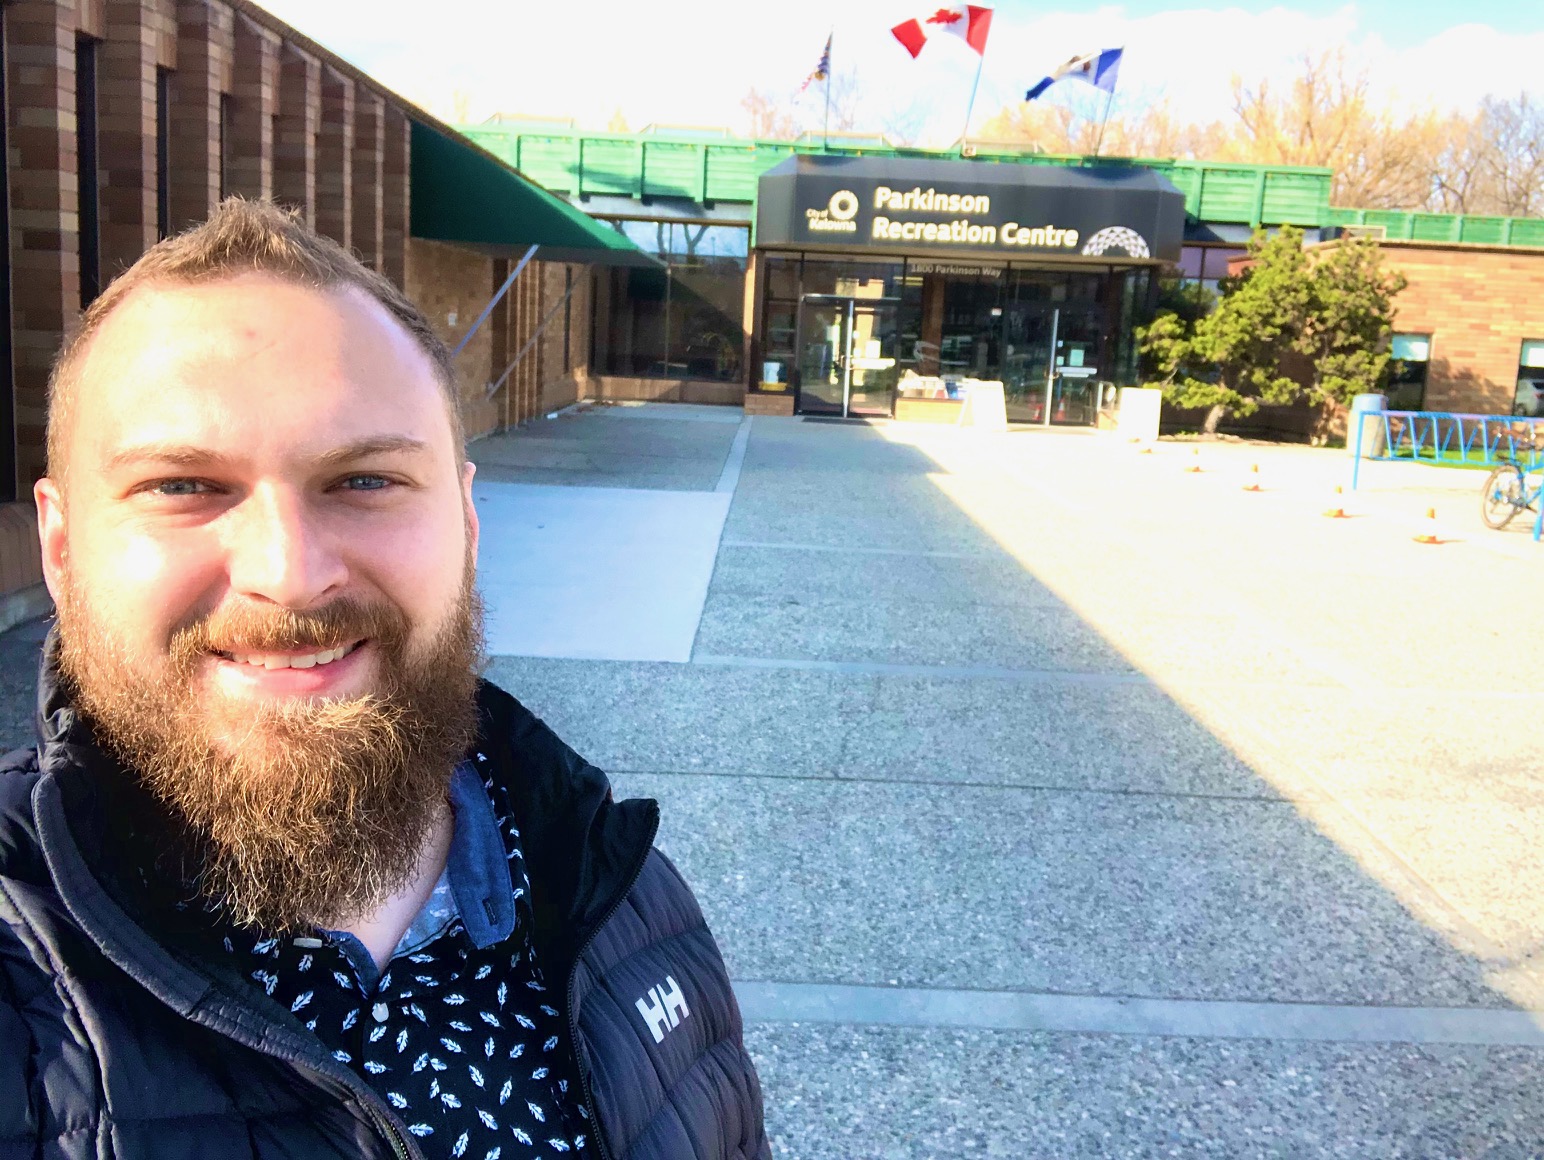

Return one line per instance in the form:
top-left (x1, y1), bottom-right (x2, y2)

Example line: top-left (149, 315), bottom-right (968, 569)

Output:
top-left (635, 976), bottom-right (690, 1044)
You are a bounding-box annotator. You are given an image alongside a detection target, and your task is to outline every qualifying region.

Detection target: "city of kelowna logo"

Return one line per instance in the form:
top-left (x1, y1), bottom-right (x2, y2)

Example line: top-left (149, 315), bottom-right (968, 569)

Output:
top-left (805, 189), bottom-right (861, 233)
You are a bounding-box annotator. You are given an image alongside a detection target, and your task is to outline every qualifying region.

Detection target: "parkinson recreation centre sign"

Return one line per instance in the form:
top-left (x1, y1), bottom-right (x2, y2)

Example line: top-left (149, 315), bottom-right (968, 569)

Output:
top-left (756, 154), bottom-right (1185, 263)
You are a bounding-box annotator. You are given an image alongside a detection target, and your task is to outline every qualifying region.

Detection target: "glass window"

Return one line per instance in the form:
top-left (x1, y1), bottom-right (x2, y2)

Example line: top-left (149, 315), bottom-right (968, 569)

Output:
top-left (75, 34), bottom-right (100, 308)
top-left (592, 219), bottom-right (748, 382)
top-left (797, 258), bottom-right (906, 299)
top-left (1514, 339), bottom-right (1544, 417)
top-left (1387, 333), bottom-right (1431, 411)
top-left (764, 256), bottom-right (800, 301)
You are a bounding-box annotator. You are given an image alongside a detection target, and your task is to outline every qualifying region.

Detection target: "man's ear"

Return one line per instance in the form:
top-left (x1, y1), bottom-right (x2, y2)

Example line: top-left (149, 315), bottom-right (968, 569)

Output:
top-left (34, 476), bottom-right (67, 607)
top-left (461, 460), bottom-right (480, 563)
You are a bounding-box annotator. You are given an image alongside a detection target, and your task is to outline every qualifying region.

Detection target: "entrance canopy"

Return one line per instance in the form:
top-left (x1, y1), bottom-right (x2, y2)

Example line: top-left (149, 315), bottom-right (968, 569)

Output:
top-left (756, 154), bottom-right (1185, 264)
top-left (410, 121), bottom-right (656, 266)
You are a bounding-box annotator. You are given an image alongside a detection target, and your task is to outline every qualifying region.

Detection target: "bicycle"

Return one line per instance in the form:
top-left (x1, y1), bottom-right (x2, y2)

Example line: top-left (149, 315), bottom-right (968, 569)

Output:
top-left (1480, 458), bottom-right (1543, 529)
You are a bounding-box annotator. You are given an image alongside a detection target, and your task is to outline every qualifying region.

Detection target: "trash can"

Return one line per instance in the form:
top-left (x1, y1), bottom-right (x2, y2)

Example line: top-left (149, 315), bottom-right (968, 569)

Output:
top-left (1349, 393), bottom-right (1387, 458)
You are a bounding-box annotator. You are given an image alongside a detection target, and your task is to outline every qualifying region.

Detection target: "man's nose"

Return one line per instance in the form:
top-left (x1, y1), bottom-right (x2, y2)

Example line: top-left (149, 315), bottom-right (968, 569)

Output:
top-left (224, 485), bottom-right (348, 609)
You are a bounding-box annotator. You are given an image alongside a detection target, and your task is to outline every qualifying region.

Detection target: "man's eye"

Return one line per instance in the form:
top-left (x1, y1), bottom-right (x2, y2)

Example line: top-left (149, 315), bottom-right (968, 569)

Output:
top-left (341, 474), bottom-right (392, 491)
top-left (151, 479), bottom-right (212, 496)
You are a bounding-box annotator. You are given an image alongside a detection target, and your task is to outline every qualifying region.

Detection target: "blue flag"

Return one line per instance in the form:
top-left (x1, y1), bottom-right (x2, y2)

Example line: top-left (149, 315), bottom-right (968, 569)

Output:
top-left (1026, 47), bottom-right (1123, 100)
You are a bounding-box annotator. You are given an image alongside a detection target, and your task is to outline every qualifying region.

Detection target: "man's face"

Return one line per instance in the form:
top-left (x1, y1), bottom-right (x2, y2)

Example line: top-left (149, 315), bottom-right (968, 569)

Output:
top-left (35, 273), bottom-right (483, 929)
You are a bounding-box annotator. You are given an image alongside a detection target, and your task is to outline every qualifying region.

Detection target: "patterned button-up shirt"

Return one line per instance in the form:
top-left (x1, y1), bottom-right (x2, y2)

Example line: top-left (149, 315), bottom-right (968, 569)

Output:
top-left (219, 762), bottom-right (590, 1159)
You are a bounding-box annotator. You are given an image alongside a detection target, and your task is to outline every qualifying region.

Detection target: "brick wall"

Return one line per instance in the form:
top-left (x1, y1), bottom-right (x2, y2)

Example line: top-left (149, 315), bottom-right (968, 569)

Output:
top-left (0, 502), bottom-right (43, 600)
top-left (8, 0), bottom-right (83, 494)
top-left (404, 239), bottom-right (593, 442)
top-left (1, 0), bottom-right (607, 603)
top-left (2, 0), bottom-right (419, 601)
top-left (406, 236), bottom-right (497, 438)
top-left (1377, 242), bottom-right (1544, 415)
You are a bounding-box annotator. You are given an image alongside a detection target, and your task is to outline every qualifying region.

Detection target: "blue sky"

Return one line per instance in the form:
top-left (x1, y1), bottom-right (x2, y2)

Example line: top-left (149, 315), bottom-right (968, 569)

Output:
top-left (253, 1), bottom-right (1544, 147)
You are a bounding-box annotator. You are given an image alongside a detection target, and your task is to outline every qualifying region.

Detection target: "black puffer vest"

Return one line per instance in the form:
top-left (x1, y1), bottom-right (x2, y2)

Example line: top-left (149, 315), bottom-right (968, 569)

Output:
top-left (0, 644), bottom-right (770, 1160)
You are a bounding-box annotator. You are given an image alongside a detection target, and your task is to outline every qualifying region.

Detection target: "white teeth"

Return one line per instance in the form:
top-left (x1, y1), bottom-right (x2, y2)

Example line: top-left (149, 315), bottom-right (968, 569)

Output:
top-left (220, 642), bottom-right (358, 670)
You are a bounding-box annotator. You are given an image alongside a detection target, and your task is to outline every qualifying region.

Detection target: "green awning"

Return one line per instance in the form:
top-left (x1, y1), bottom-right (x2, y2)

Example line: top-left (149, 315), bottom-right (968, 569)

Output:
top-left (409, 121), bottom-right (654, 266)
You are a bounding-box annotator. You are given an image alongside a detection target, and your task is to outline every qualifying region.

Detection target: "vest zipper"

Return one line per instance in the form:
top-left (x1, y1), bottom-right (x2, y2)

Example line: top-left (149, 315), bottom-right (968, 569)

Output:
top-left (192, 1025), bottom-right (422, 1160)
top-left (30, 774), bottom-right (423, 1160)
top-left (565, 811), bottom-right (660, 1160)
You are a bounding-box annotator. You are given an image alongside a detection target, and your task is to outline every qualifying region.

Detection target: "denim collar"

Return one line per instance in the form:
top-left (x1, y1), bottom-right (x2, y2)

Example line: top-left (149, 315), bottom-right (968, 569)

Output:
top-left (324, 761), bottom-right (517, 989)
top-left (444, 760), bottom-right (516, 948)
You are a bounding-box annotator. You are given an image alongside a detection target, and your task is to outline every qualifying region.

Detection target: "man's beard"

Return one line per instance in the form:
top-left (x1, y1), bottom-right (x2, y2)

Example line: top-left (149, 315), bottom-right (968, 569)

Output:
top-left (56, 568), bottom-right (484, 933)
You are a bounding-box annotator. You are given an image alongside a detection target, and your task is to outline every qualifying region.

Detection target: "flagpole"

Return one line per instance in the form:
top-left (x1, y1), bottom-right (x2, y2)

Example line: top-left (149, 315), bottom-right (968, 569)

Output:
top-left (823, 29), bottom-right (833, 149)
top-left (1092, 87), bottom-right (1114, 157)
top-left (960, 51), bottom-right (985, 153)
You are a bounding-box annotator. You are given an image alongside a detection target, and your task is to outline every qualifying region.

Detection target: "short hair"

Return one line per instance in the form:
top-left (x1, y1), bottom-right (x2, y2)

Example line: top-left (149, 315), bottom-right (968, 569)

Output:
top-left (47, 197), bottom-right (465, 481)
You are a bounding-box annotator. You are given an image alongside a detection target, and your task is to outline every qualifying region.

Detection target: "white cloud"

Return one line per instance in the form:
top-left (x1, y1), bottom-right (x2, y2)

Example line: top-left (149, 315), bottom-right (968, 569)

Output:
top-left (252, 0), bottom-right (1544, 146)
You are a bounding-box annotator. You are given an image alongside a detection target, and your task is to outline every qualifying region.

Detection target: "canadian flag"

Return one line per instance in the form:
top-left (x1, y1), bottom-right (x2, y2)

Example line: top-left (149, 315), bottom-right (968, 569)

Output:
top-left (892, 5), bottom-right (993, 58)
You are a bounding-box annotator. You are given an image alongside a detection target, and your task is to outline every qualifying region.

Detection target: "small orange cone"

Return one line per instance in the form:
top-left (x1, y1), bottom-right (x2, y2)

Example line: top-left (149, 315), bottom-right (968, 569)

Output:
top-left (1322, 485), bottom-right (1349, 519)
top-left (1185, 447), bottom-right (1204, 473)
top-left (1413, 507), bottom-right (1440, 544)
top-left (1242, 464), bottom-right (1263, 492)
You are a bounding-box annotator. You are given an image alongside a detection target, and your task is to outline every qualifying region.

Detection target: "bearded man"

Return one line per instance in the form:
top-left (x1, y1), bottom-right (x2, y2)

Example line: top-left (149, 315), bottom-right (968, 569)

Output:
top-left (0, 199), bottom-right (771, 1160)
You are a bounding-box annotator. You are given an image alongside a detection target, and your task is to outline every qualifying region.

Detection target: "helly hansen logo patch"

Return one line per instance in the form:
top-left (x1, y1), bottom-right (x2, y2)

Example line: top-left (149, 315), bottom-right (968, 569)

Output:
top-left (635, 976), bottom-right (690, 1044)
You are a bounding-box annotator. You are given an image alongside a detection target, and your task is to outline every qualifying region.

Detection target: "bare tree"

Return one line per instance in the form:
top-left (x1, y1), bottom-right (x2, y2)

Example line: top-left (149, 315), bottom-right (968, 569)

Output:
top-left (740, 88), bottom-right (798, 140)
top-left (823, 67), bottom-right (862, 133)
top-left (977, 93), bottom-right (1227, 159)
top-left (1222, 50), bottom-right (1466, 209)
top-left (1475, 93), bottom-right (1544, 217)
top-left (880, 100), bottom-right (930, 147)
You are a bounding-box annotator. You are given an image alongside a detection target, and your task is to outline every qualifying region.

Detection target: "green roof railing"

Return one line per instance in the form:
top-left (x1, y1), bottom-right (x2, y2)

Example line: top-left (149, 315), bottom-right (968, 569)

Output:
top-left (457, 125), bottom-right (1333, 228)
top-left (455, 124), bottom-right (1544, 246)
top-left (1324, 206), bottom-right (1544, 248)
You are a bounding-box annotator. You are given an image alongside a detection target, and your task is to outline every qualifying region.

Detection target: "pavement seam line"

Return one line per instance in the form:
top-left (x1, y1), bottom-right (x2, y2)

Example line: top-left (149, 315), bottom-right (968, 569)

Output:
top-left (607, 767), bottom-right (1310, 803)
top-left (715, 415), bottom-right (753, 494)
top-left (690, 654), bottom-right (1152, 684)
top-left (731, 980), bottom-right (1544, 1046)
top-left (719, 539), bottom-right (1008, 561)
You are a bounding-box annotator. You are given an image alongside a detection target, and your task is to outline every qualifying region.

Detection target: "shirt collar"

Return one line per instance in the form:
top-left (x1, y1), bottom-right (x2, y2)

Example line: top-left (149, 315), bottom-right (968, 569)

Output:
top-left (445, 760), bottom-right (517, 948)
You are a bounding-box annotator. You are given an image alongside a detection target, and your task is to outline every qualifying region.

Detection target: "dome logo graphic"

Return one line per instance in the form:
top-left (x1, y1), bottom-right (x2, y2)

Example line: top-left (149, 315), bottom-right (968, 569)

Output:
top-left (1081, 227), bottom-right (1151, 258)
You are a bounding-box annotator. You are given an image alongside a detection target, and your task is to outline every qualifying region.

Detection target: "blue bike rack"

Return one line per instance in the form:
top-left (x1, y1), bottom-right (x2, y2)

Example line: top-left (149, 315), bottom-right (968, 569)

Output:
top-left (1351, 410), bottom-right (1544, 542)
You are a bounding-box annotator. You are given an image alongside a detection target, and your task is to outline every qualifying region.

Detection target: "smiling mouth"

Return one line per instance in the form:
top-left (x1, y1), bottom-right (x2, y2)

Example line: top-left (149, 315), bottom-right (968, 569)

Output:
top-left (210, 640), bottom-right (365, 671)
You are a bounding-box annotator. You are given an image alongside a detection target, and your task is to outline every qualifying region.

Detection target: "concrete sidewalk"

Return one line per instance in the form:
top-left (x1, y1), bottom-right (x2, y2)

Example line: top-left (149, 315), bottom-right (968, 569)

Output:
top-left (483, 409), bottom-right (1544, 1158)
top-left (5, 404), bottom-right (1544, 1157)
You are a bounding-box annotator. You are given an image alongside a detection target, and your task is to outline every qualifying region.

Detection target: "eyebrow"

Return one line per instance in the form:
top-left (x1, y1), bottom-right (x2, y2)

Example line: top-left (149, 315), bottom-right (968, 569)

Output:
top-left (104, 435), bottom-right (433, 474)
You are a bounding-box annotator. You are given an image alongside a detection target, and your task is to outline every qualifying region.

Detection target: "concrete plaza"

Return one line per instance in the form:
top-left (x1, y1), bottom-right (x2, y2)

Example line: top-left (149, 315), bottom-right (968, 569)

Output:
top-left (4, 403), bottom-right (1544, 1156)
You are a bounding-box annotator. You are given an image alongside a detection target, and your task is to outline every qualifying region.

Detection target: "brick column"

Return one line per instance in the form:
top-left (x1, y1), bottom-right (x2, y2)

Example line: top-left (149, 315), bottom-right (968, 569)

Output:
top-left (96, 0), bottom-right (174, 281)
top-left (168, 0), bottom-right (232, 230)
top-left (225, 13), bottom-right (278, 201)
top-left (273, 43), bottom-right (318, 225)
top-left (381, 104), bottom-right (409, 286)
top-left (7, 0), bottom-right (78, 489)
top-left (350, 89), bottom-right (383, 269)
top-left (315, 66), bottom-right (353, 249)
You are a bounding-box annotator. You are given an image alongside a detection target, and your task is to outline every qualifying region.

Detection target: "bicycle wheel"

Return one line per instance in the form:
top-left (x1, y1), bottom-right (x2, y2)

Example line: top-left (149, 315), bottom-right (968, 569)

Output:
top-left (1481, 464), bottom-right (1525, 529)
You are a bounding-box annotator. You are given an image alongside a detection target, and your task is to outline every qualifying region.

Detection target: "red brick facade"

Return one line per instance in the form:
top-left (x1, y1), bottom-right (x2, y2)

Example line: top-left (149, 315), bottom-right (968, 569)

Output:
top-left (0, 0), bottom-right (601, 605)
top-left (1371, 241), bottom-right (1544, 415)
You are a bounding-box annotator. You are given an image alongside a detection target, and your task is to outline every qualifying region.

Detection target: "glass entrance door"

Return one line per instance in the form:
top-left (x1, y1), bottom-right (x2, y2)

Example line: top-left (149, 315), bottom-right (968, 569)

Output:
top-left (796, 295), bottom-right (899, 417)
top-left (1002, 305), bottom-right (1056, 423)
top-left (1001, 303), bottom-right (1105, 426)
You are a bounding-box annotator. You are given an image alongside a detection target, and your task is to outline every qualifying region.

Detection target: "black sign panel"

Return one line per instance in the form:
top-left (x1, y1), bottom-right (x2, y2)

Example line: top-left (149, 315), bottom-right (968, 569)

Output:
top-left (756, 154), bottom-right (1185, 263)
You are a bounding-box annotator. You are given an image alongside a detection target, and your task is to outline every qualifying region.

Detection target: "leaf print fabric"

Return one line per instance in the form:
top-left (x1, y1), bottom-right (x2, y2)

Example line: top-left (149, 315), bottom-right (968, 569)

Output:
top-left (220, 761), bottom-right (588, 1159)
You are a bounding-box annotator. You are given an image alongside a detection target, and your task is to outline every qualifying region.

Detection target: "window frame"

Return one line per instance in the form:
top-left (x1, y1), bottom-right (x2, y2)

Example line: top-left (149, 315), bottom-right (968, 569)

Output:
top-left (1387, 331), bottom-right (1433, 411)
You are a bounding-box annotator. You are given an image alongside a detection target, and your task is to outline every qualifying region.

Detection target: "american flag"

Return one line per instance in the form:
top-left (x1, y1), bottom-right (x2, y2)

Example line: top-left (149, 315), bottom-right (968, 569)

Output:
top-left (800, 34), bottom-right (832, 92)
